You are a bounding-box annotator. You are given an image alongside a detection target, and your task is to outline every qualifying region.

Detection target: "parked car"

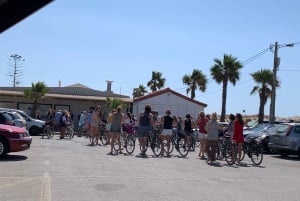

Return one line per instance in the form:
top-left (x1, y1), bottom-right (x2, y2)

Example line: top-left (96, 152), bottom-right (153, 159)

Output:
top-left (0, 111), bottom-right (14, 126)
top-left (2, 111), bottom-right (27, 129)
top-left (0, 108), bottom-right (45, 135)
top-left (268, 123), bottom-right (300, 157)
top-left (0, 124), bottom-right (32, 157)
top-left (244, 124), bottom-right (276, 153)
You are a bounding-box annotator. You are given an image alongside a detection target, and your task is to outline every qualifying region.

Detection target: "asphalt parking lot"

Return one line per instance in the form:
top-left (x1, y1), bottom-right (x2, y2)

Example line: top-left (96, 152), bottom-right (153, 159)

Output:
top-left (1, 135), bottom-right (300, 201)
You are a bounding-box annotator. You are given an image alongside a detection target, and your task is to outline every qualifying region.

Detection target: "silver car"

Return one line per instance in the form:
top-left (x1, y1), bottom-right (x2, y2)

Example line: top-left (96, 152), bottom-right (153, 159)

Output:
top-left (3, 111), bottom-right (27, 129)
top-left (268, 123), bottom-right (300, 157)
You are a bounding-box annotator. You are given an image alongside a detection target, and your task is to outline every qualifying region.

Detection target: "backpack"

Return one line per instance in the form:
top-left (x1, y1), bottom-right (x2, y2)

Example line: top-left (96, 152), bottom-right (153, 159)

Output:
top-left (60, 115), bottom-right (65, 126)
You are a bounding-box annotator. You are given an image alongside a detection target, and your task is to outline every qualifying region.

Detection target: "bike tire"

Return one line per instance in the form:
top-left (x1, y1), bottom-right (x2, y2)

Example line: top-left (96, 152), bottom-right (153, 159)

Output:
top-left (250, 143), bottom-right (263, 166)
top-left (240, 145), bottom-right (246, 161)
top-left (125, 136), bottom-right (135, 155)
top-left (189, 137), bottom-right (196, 151)
top-left (177, 139), bottom-right (189, 157)
top-left (68, 127), bottom-right (74, 139)
top-left (151, 136), bottom-right (163, 157)
top-left (100, 134), bottom-right (108, 145)
top-left (224, 143), bottom-right (236, 165)
top-left (163, 140), bottom-right (174, 155)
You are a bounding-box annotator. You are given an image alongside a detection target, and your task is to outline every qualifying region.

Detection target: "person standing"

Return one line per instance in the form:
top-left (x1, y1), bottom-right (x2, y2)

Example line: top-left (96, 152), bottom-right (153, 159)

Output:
top-left (184, 114), bottom-right (194, 151)
top-left (59, 110), bottom-right (68, 139)
top-left (227, 114), bottom-right (235, 138)
top-left (90, 106), bottom-right (101, 145)
top-left (160, 109), bottom-right (174, 156)
top-left (78, 111), bottom-right (87, 137)
top-left (205, 112), bottom-right (222, 164)
top-left (232, 113), bottom-right (244, 164)
top-left (197, 111), bottom-right (209, 159)
top-left (138, 105), bottom-right (154, 155)
top-left (109, 106), bottom-right (124, 154)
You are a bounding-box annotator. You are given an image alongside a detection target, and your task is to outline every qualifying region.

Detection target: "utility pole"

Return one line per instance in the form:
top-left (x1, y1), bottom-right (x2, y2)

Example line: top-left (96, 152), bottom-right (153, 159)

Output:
top-left (269, 42), bottom-right (278, 124)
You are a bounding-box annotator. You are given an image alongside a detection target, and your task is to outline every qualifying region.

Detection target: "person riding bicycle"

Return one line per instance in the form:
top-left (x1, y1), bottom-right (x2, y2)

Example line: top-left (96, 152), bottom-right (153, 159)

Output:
top-left (137, 104), bottom-right (154, 155)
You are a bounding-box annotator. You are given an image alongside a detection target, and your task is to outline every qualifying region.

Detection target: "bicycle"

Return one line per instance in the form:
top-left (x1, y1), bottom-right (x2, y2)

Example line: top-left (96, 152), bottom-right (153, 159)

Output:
top-left (122, 125), bottom-right (136, 155)
top-left (139, 127), bottom-right (163, 157)
top-left (64, 122), bottom-right (74, 139)
top-left (43, 120), bottom-right (55, 139)
top-left (217, 134), bottom-right (232, 160)
top-left (224, 136), bottom-right (263, 166)
top-left (163, 129), bottom-right (189, 157)
top-left (99, 122), bottom-right (108, 145)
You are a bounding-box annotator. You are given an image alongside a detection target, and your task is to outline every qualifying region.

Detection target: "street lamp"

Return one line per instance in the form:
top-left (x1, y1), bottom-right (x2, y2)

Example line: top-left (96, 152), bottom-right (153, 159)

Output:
top-left (269, 42), bottom-right (294, 124)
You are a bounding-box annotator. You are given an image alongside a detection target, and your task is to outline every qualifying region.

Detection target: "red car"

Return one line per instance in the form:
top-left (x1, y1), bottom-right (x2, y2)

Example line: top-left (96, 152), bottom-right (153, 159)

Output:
top-left (0, 124), bottom-right (32, 157)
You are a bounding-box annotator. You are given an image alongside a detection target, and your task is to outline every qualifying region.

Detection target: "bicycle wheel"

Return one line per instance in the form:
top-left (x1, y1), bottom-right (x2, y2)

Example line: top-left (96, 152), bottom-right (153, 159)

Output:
top-left (250, 143), bottom-right (263, 166)
top-left (46, 127), bottom-right (54, 139)
top-left (68, 127), bottom-right (74, 139)
top-left (189, 137), bottom-right (196, 151)
top-left (151, 135), bottom-right (163, 157)
top-left (240, 144), bottom-right (246, 161)
top-left (224, 143), bottom-right (236, 165)
top-left (217, 140), bottom-right (224, 160)
top-left (125, 136), bottom-right (135, 154)
top-left (100, 134), bottom-right (107, 145)
top-left (177, 139), bottom-right (189, 157)
top-left (163, 139), bottom-right (174, 155)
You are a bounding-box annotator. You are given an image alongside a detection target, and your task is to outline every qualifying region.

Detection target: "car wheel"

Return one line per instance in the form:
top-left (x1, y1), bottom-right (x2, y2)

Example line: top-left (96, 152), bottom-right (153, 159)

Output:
top-left (29, 126), bottom-right (40, 136)
top-left (0, 138), bottom-right (8, 157)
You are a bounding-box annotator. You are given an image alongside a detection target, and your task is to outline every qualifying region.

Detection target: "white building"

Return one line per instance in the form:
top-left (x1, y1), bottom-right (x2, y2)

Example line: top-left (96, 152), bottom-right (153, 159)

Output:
top-left (133, 88), bottom-right (207, 119)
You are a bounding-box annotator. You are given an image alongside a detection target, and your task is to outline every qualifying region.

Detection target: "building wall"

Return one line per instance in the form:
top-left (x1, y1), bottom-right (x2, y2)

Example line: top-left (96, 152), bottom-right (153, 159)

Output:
top-left (133, 92), bottom-right (204, 119)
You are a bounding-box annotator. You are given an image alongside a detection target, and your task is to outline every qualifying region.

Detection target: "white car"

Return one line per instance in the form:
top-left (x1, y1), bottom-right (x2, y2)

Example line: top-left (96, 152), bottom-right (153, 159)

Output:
top-left (0, 108), bottom-right (45, 135)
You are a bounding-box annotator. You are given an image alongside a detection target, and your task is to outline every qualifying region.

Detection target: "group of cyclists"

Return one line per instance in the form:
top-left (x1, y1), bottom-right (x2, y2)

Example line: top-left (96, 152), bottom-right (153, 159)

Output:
top-left (49, 104), bottom-right (248, 165)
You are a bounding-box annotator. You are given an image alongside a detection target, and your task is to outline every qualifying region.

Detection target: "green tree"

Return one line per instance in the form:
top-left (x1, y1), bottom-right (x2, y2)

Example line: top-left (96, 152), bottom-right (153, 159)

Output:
top-left (182, 69), bottom-right (208, 99)
top-left (133, 84), bottom-right (147, 98)
top-left (23, 81), bottom-right (49, 117)
top-left (147, 71), bottom-right (166, 92)
top-left (106, 98), bottom-right (124, 111)
top-left (250, 69), bottom-right (274, 123)
top-left (210, 54), bottom-right (243, 122)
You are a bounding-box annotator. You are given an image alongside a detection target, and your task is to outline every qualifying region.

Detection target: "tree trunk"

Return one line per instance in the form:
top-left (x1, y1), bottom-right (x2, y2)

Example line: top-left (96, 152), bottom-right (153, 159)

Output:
top-left (221, 79), bottom-right (228, 122)
top-left (258, 94), bottom-right (265, 123)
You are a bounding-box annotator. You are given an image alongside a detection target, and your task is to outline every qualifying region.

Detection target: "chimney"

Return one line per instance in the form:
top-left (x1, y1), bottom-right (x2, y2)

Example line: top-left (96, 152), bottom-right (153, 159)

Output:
top-left (59, 80), bottom-right (61, 87)
top-left (106, 80), bottom-right (113, 95)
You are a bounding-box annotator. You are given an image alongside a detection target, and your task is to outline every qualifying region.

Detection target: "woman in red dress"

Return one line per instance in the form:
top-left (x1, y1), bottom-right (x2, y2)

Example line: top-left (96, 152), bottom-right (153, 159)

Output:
top-left (232, 113), bottom-right (244, 164)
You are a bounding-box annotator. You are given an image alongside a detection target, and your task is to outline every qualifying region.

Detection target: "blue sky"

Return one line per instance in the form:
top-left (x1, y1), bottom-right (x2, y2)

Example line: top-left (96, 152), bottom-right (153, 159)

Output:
top-left (0, 0), bottom-right (299, 118)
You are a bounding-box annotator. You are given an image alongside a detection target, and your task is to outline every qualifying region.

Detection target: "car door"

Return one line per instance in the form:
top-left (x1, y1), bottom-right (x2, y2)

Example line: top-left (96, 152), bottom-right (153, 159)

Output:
top-left (271, 124), bottom-right (290, 147)
top-left (285, 125), bottom-right (300, 151)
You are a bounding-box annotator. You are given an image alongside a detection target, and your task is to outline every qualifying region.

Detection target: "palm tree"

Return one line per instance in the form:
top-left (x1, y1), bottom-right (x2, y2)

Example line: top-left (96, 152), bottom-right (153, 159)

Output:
top-left (250, 69), bottom-right (274, 123)
top-left (210, 54), bottom-right (243, 122)
top-left (132, 84), bottom-right (147, 98)
top-left (182, 69), bottom-right (208, 99)
top-left (23, 81), bottom-right (49, 117)
top-left (147, 71), bottom-right (166, 92)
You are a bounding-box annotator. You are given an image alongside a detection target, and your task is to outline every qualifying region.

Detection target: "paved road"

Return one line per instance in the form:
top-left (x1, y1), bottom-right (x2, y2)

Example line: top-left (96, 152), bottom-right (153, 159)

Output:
top-left (1, 135), bottom-right (300, 201)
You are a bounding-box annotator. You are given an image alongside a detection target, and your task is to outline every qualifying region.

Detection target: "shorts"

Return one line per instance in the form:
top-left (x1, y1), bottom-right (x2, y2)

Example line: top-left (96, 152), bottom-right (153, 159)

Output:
top-left (138, 126), bottom-right (153, 137)
top-left (105, 123), bottom-right (112, 131)
top-left (161, 129), bottom-right (173, 136)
